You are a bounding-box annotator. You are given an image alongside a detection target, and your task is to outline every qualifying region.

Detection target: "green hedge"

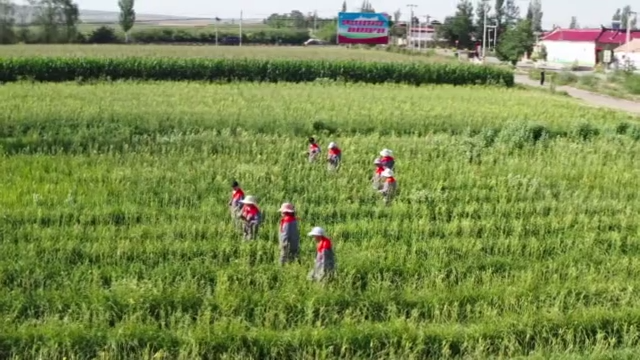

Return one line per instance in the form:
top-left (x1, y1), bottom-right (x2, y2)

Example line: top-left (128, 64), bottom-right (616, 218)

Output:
top-left (0, 57), bottom-right (514, 86)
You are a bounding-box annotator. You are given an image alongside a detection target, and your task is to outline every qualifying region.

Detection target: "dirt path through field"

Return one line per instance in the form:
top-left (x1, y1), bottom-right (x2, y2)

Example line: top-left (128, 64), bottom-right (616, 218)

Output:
top-left (514, 75), bottom-right (640, 115)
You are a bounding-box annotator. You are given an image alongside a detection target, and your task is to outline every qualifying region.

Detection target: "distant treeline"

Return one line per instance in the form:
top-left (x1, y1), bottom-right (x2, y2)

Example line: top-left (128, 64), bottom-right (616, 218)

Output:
top-left (7, 26), bottom-right (317, 45)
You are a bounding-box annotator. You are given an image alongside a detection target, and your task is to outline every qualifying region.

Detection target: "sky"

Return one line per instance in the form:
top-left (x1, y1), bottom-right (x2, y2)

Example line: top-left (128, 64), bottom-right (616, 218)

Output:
top-left (67, 0), bottom-right (634, 29)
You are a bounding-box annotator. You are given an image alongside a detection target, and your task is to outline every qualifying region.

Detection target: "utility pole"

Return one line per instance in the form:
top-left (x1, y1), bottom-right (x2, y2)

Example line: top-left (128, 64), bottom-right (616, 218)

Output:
top-left (313, 10), bottom-right (317, 33)
top-left (214, 19), bottom-right (219, 46)
top-left (627, 11), bottom-right (637, 47)
top-left (424, 15), bottom-right (431, 49)
top-left (406, 4), bottom-right (417, 48)
top-left (481, 5), bottom-right (487, 61)
top-left (239, 10), bottom-right (243, 46)
top-left (487, 25), bottom-right (496, 52)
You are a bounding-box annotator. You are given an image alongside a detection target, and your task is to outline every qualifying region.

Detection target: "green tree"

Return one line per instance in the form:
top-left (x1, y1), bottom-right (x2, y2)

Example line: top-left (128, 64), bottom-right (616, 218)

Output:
top-left (475, 0), bottom-right (490, 46)
top-left (496, 18), bottom-right (535, 65)
top-left (316, 21), bottom-right (337, 43)
top-left (437, 0), bottom-right (474, 48)
top-left (265, 13), bottom-right (288, 28)
top-left (30, 0), bottom-right (79, 43)
top-left (504, 0), bottom-right (520, 28)
top-left (621, 6), bottom-right (637, 29)
top-left (569, 16), bottom-right (578, 29)
top-left (613, 8), bottom-right (621, 21)
top-left (360, 0), bottom-right (374, 13)
top-left (494, 0), bottom-right (505, 33)
top-left (0, 0), bottom-right (16, 44)
top-left (393, 8), bottom-right (401, 22)
top-left (118, 0), bottom-right (135, 42)
top-left (525, 0), bottom-right (543, 32)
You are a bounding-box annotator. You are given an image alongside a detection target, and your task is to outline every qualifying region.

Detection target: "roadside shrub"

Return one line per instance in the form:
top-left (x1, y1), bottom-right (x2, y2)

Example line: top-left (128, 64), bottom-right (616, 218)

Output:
top-left (87, 26), bottom-right (120, 44)
top-left (622, 74), bottom-right (640, 95)
top-left (0, 57), bottom-right (515, 86)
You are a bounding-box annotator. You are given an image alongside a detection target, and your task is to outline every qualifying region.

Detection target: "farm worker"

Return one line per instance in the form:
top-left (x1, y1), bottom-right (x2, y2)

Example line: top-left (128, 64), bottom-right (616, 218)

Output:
top-left (278, 202), bottom-right (300, 264)
top-left (379, 149), bottom-right (395, 170)
top-left (327, 142), bottom-right (342, 171)
top-left (228, 180), bottom-right (245, 220)
top-left (307, 137), bottom-right (321, 163)
top-left (307, 227), bottom-right (336, 282)
top-left (379, 168), bottom-right (397, 205)
top-left (239, 195), bottom-right (261, 240)
top-left (371, 157), bottom-right (384, 190)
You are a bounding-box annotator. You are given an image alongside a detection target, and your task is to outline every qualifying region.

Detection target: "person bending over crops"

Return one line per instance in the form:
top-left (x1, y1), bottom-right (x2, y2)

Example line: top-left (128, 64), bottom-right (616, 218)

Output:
top-left (379, 149), bottom-right (395, 170)
top-left (327, 142), bottom-right (342, 171)
top-left (379, 168), bottom-right (397, 205)
top-left (371, 157), bottom-right (384, 190)
top-left (307, 227), bottom-right (336, 282)
top-left (239, 195), bottom-right (261, 240)
top-left (228, 180), bottom-right (245, 226)
top-left (307, 137), bottom-right (321, 163)
top-left (278, 202), bottom-right (300, 265)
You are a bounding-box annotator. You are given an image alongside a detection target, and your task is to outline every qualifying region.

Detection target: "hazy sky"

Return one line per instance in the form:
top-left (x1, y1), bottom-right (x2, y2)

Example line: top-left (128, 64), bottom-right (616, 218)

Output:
top-left (70, 0), bottom-right (631, 29)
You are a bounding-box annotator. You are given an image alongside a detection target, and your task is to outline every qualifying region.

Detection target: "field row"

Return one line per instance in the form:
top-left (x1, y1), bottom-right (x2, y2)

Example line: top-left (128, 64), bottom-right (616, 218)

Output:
top-left (0, 82), bottom-right (632, 140)
top-left (0, 57), bottom-right (513, 86)
top-left (0, 44), bottom-right (447, 63)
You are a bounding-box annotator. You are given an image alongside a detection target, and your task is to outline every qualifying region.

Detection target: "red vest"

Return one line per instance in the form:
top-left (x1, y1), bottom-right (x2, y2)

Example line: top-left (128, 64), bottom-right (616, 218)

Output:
top-left (280, 215), bottom-right (296, 231)
top-left (317, 237), bottom-right (332, 253)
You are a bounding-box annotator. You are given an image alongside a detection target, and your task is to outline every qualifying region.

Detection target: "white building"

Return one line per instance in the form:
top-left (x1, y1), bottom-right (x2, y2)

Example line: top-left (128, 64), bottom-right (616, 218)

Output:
top-left (538, 28), bottom-right (602, 67)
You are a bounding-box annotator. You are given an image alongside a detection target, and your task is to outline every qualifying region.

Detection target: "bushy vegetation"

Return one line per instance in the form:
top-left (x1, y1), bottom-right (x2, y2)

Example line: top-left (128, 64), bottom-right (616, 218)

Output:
top-left (1, 81), bottom-right (640, 358)
top-left (0, 56), bottom-right (514, 86)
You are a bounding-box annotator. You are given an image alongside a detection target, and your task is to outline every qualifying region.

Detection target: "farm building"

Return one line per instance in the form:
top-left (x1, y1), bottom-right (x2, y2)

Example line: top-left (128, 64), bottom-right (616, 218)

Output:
top-left (614, 38), bottom-right (640, 66)
top-left (539, 27), bottom-right (640, 67)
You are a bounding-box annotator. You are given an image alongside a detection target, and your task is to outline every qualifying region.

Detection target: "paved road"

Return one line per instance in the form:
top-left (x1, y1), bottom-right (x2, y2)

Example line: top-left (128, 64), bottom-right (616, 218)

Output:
top-left (427, 48), bottom-right (640, 114)
top-left (514, 75), bottom-right (640, 115)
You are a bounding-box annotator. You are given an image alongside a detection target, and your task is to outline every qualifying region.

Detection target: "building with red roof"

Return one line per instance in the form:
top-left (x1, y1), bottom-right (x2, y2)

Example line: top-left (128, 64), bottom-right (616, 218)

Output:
top-left (539, 27), bottom-right (640, 66)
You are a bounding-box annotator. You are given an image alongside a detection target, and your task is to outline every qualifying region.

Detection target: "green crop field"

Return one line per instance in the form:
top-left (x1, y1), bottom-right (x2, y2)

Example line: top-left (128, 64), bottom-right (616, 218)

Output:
top-left (2, 46), bottom-right (640, 359)
top-left (0, 44), bottom-right (450, 62)
top-left (3, 78), bottom-right (640, 359)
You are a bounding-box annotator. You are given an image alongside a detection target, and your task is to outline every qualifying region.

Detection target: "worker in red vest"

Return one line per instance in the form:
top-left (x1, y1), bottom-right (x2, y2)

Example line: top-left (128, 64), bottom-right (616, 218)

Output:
top-left (228, 180), bottom-right (245, 223)
top-left (379, 168), bottom-right (397, 205)
top-left (379, 149), bottom-right (395, 170)
top-left (371, 157), bottom-right (384, 190)
top-left (278, 202), bottom-right (300, 264)
top-left (327, 142), bottom-right (342, 171)
top-left (307, 137), bottom-right (321, 163)
top-left (239, 195), bottom-right (261, 240)
top-left (307, 226), bottom-right (336, 281)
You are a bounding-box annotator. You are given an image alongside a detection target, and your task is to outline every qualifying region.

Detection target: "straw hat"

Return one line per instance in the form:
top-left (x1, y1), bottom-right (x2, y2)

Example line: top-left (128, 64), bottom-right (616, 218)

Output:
top-left (240, 195), bottom-right (257, 205)
top-left (307, 226), bottom-right (325, 236)
top-left (279, 202), bottom-right (295, 213)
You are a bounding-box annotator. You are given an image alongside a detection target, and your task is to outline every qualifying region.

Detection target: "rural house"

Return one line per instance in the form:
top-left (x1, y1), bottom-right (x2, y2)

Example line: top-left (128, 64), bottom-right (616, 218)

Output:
top-left (539, 26), bottom-right (640, 67)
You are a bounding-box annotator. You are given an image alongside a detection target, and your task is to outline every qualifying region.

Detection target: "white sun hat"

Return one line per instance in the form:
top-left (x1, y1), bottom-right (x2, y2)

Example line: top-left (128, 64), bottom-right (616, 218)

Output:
top-left (380, 149), bottom-right (392, 157)
top-left (328, 142), bottom-right (337, 148)
top-left (374, 157), bottom-right (382, 165)
top-left (307, 226), bottom-right (325, 236)
top-left (240, 195), bottom-right (257, 205)
top-left (279, 202), bottom-right (295, 213)
top-left (381, 169), bottom-right (394, 177)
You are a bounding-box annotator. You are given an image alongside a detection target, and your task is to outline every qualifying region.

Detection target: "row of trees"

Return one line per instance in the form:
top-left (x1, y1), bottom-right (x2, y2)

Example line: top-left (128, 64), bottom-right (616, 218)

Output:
top-left (570, 7), bottom-right (637, 29)
top-left (432, 0), bottom-right (542, 63)
top-left (0, 0), bottom-right (135, 44)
